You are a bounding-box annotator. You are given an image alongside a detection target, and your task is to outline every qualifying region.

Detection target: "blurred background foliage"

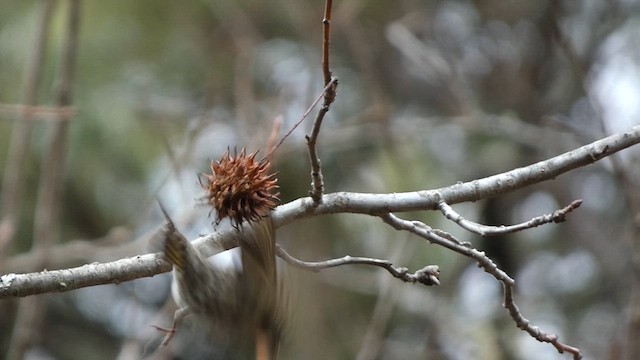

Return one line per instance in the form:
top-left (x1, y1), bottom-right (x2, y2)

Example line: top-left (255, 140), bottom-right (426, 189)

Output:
top-left (1, 0), bottom-right (640, 359)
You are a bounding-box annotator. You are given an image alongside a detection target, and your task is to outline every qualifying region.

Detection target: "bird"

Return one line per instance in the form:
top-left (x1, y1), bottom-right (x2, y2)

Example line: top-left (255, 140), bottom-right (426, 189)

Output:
top-left (157, 203), bottom-right (284, 360)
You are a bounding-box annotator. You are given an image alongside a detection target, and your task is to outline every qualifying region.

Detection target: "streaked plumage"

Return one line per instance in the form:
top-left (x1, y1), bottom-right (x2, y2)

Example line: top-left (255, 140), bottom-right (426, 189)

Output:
top-left (159, 204), bottom-right (283, 359)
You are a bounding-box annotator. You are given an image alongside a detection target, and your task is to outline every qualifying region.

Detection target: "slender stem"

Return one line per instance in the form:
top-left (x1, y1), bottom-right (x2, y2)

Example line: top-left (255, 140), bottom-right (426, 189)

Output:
top-left (322, 0), bottom-right (333, 85)
top-left (438, 198), bottom-right (582, 236)
top-left (276, 244), bottom-right (439, 285)
top-left (307, 0), bottom-right (338, 203)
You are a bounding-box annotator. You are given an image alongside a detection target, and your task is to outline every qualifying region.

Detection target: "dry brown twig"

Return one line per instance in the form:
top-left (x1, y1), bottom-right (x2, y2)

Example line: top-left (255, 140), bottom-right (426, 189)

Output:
top-left (306, 0), bottom-right (339, 203)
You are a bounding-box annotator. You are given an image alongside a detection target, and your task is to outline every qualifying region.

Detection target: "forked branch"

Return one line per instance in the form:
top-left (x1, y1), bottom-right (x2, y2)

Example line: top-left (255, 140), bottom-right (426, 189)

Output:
top-left (2, 125), bottom-right (640, 298)
top-left (3, 120), bottom-right (632, 273)
top-left (380, 213), bottom-right (582, 359)
top-left (306, 0), bottom-right (339, 203)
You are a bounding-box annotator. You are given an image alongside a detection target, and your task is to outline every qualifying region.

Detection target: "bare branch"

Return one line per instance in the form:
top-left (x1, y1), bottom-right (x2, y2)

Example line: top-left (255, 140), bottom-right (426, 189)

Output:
top-left (306, 0), bottom-right (339, 203)
top-left (438, 198), bottom-right (583, 236)
top-left (2, 125), bottom-right (640, 298)
top-left (380, 213), bottom-right (581, 360)
top-left (277, 125), bottom-right (640, 227)
top-left (0, 127), bottom-right (634, 360)
top-left (0, 227), bottom-right (234, 298)
top-left (322, 0), bottom-right (334, 86)
top-left (504, 285), bottom-right (583, 359)
top-left (276, 244), bottom-right (439, 286)
top-left (1, 254), bottom-right (170, 298)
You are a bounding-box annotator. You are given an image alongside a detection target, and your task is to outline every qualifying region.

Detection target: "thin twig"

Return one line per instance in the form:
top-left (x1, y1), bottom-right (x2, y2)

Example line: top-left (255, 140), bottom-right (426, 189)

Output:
top-left (380, 213), bottom-right (582, 360)
top-left (503, 285), bottom-right (583, 359)
top-left (276, 244), bottom-right (439, 286)
top-left (322, 0), bottom-right (334, 86)
top-left (306, 0), bottom-right (339, 203)
top-left (438, 198), bottom-right (583, 236)
top-left (305, 77), bottom-right (337, 203)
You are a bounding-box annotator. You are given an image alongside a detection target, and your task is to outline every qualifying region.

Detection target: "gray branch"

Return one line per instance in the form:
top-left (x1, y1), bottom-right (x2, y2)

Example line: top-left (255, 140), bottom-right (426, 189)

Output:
top-left (1, 125), bottom-right (640, 299)
top-left (275, 125), bottom-right (640, 226)
top-left (380, 212), bottom-right (582, 359)
top-left (438, 198), bottom-right (583, 236)
top-left (276, 245), bottom-right (440, 286)
top-left (1, 254), bottom-right (169, 298)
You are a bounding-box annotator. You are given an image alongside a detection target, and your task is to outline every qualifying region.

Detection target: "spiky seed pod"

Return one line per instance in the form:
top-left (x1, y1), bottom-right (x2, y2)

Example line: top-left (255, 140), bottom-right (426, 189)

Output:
top-left (202, 148), bottom-right (279, 228)
top-left (198, 148), bottom-right (283, 358)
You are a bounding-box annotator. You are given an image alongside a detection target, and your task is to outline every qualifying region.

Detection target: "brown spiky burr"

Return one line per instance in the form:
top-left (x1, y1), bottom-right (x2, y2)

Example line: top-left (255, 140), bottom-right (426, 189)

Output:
top-left (201, 148), bottom-right (279, 228)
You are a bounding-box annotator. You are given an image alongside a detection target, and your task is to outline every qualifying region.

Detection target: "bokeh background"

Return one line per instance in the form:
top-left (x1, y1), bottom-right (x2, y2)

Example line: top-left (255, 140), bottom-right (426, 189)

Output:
top-left (2, 1), bottom-right (640, 359)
